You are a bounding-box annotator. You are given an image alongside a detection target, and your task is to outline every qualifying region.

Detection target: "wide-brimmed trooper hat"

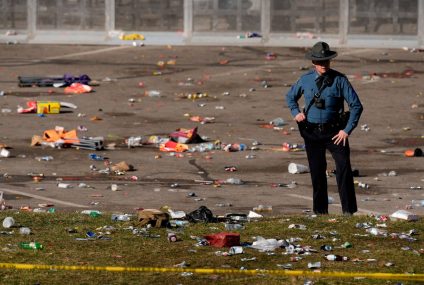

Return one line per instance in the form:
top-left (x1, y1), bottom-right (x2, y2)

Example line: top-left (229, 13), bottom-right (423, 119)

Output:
top-left (305, 41), bottom-right (338, 61)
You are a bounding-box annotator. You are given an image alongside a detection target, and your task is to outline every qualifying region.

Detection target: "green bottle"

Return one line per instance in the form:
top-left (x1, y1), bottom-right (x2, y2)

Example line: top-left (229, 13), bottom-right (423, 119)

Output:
top-left (19, 241), bottom-right (43, 250)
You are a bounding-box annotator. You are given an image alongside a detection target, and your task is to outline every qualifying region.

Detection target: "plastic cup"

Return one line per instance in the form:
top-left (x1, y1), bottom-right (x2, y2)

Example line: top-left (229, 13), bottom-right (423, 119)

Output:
top-left (2, 217), bottom-right (15, 228)
top-left (19, 227), bottom-right (31, 235)
top-left (288, 162), bottom-right (309, 174)
top-left (229, 246), bottom-right (244, 255)
top-left (0, 148), bottom-right (10, 158)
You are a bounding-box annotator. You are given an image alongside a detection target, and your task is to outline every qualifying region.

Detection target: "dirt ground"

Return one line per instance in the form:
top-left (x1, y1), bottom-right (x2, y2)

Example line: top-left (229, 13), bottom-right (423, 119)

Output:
top-left (0, 43), bottom-right (422, 217)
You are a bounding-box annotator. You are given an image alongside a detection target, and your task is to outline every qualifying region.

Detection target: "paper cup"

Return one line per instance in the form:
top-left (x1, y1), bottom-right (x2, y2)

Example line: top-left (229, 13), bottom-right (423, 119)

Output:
top-left (2, 217), bottom-right (15, 228)
top-left (19, 227), bottom-right (31, 235)
top-left (0, 148), bottom-right (10, 158)
top-left (288, 162), bottom-right (309, 174)
top-left (229, 246), bottom-right (244, 255)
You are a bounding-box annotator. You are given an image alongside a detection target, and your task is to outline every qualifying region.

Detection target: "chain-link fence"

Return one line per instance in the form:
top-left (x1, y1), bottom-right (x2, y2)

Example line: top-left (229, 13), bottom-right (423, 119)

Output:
top-left (0, 0), bottom-right (422, 47)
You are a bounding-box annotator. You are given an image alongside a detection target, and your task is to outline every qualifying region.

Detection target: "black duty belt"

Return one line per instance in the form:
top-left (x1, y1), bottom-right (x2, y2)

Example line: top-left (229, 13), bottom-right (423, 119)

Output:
top-left (305, 121), bottom-right (338, 132)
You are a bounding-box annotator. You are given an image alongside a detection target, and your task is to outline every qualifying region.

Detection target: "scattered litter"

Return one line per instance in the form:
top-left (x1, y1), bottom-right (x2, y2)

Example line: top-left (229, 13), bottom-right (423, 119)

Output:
top-left (325, 254), bottom-right (348, 261)
top-left (251, 236), bottom-right (284, 252)
top-left (35, 156), bottom-right (53, 162)
top-left (296, 32), bottom-right (316, 39)
top-left (2, 217), bottom-right (15, 228)
top-left (247, 211), bottom-right (263, 219)
top-left (269, 117), bottom-right (286, 127)
top-left (390, 210), bottom-right (419, 221)
top-left (288, 224), bottom-right (307, 230)
top-left (288, 162), bottom-right (309, 174)
top-left (18, 74), bottom-right (91, 87)
top-left (282, 142), bottom-right (305, 152)
top-left (81, 210), bottom-right (102, 217)
top-left (360, 124), bottom-right (370, 132)
top-left (307, 261), bottom-right (321, 269)
top-left (119, 33), bottom-right (145, 41)
top-left (253, 205), bottom-right (272, 212)
top-left (237, 32), bottom-right (262, 39)
top-left (204, 232), bottom-right (240, 248)
top-left (0, 148), bottom-right (11, 158)
top-left (64, 83), bottom-right (93, 94)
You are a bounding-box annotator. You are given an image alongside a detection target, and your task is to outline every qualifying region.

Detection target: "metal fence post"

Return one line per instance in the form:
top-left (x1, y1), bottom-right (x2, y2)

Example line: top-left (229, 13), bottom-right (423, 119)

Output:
top-left (261, 0), bottom-right (270, 43)
top-left (27, 0), bottom-right (36, 39)
top-left (105, 0), bottom-right (115, 36)
top-left (419, 0), bottom-right (424, 47)
top-left (339, 0), bottom-right (349, 46)
top-left (184, 0), bottom-right (193, 43)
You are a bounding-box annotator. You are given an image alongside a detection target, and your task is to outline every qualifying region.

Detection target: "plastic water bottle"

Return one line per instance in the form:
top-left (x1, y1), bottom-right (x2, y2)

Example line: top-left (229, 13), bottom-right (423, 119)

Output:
top-left (19, 241), bottom-right (43, 250)
top-left (81, 210), bottom-right (102, 217)
top-left (325, 254), bottom-right (348, 261)
top-left (35, 156), bottom-right (54, 161)
top-left (366, 227), bottom-right (387, 237)
top-left (411, 200), bottom-right (424, 207)
top-left (169, 220), bottom-right (190, 227)
top-left (225, 178), bottom-right (244, 185)
top-left (225, 223), bottom-right (245, 230)
top-left (111, 214), bottom-right (131, 221)
top-left (145, 90), bottom-right (161, 97)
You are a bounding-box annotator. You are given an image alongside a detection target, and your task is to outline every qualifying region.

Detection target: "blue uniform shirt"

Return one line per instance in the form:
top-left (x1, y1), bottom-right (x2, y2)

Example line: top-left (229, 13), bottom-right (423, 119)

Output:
top-left (286, 69), bottom-right (363, 134)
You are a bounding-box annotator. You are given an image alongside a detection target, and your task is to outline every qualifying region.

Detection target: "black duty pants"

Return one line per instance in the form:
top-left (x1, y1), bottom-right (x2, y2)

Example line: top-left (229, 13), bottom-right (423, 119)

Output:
top-left (299, 123), bottom-right (357, 214)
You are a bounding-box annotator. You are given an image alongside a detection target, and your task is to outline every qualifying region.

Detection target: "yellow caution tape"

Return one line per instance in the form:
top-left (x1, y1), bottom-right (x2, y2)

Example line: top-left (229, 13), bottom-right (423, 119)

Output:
top-left (0, 263), bottom-right (423, 281)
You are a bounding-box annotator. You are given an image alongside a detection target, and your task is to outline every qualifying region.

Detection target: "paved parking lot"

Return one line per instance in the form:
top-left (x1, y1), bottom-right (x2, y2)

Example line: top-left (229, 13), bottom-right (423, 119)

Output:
top-left (0, 44), bottom-right (423, 216)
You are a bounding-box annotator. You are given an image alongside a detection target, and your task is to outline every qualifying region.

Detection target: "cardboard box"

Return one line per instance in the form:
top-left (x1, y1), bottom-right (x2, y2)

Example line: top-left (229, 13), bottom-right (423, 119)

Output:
top-left (37, 101), bottom-right (60, 114)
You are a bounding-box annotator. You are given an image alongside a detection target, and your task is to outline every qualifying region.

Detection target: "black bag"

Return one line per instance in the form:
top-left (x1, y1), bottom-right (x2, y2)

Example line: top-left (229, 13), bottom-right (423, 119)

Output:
top-left (338, 111), bottom-right (350, 129)
top-left (187, 206), bottom-right (217, 223)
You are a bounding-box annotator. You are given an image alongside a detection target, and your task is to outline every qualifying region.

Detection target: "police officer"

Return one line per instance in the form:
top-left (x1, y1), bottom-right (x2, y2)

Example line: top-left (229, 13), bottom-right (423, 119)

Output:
top-left (285, 41), bottom-right (363, 215)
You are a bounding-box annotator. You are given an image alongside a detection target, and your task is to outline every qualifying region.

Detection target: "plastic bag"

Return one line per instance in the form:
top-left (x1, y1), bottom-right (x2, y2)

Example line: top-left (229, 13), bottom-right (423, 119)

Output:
top-left (187, 206), bottom-right (217, 223)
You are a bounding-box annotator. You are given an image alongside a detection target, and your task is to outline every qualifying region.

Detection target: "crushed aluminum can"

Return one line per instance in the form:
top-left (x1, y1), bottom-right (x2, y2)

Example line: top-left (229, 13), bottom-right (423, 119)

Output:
top-left (168, 232), bottom-right (177, 242)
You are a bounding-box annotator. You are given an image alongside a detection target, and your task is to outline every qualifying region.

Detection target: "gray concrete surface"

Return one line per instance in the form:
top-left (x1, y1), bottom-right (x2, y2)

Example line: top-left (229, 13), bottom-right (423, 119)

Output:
top-left (0, 44), bottom-right (422, 217)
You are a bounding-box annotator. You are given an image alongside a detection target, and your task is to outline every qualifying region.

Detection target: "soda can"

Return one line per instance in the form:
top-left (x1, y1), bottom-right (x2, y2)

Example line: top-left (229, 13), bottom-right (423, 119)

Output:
top-left (320, 245), bottom-right (333, 251)
top-left (168, 232), bottom-right (177, 242)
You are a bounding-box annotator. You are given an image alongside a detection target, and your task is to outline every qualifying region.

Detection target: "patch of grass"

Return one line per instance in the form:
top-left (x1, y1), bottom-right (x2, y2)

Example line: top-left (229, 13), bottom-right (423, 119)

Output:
top-left (0, 212), bottom-right (423, 284)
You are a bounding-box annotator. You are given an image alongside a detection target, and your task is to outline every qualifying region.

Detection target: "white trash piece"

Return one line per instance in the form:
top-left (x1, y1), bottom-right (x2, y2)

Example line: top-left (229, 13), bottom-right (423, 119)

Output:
top-left (169, 210), bottom-right (186, 219)
top-left (390, 210), bottom-right (419, 221)
top-left (251, 236), bottom-right (284, 252)
top-left (247, 211), bottom-right (263, 219)
top-left (229, 246), bottom-right (244, 255)
top-left (19, 227), bottom-right (31, 235)
top-left (0, 148), bottom-right (10, 158)
top-left (288, 162), bottom-right (309, 174)
top-left (2, 217), bottom-right (15, 228)
top-left (0, 191), bottom-right (6, 210)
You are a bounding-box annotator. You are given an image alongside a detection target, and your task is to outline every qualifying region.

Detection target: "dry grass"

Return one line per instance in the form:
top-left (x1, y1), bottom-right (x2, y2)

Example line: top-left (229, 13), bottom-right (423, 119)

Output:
top-left (0, 211), bottom-right (423, 284)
